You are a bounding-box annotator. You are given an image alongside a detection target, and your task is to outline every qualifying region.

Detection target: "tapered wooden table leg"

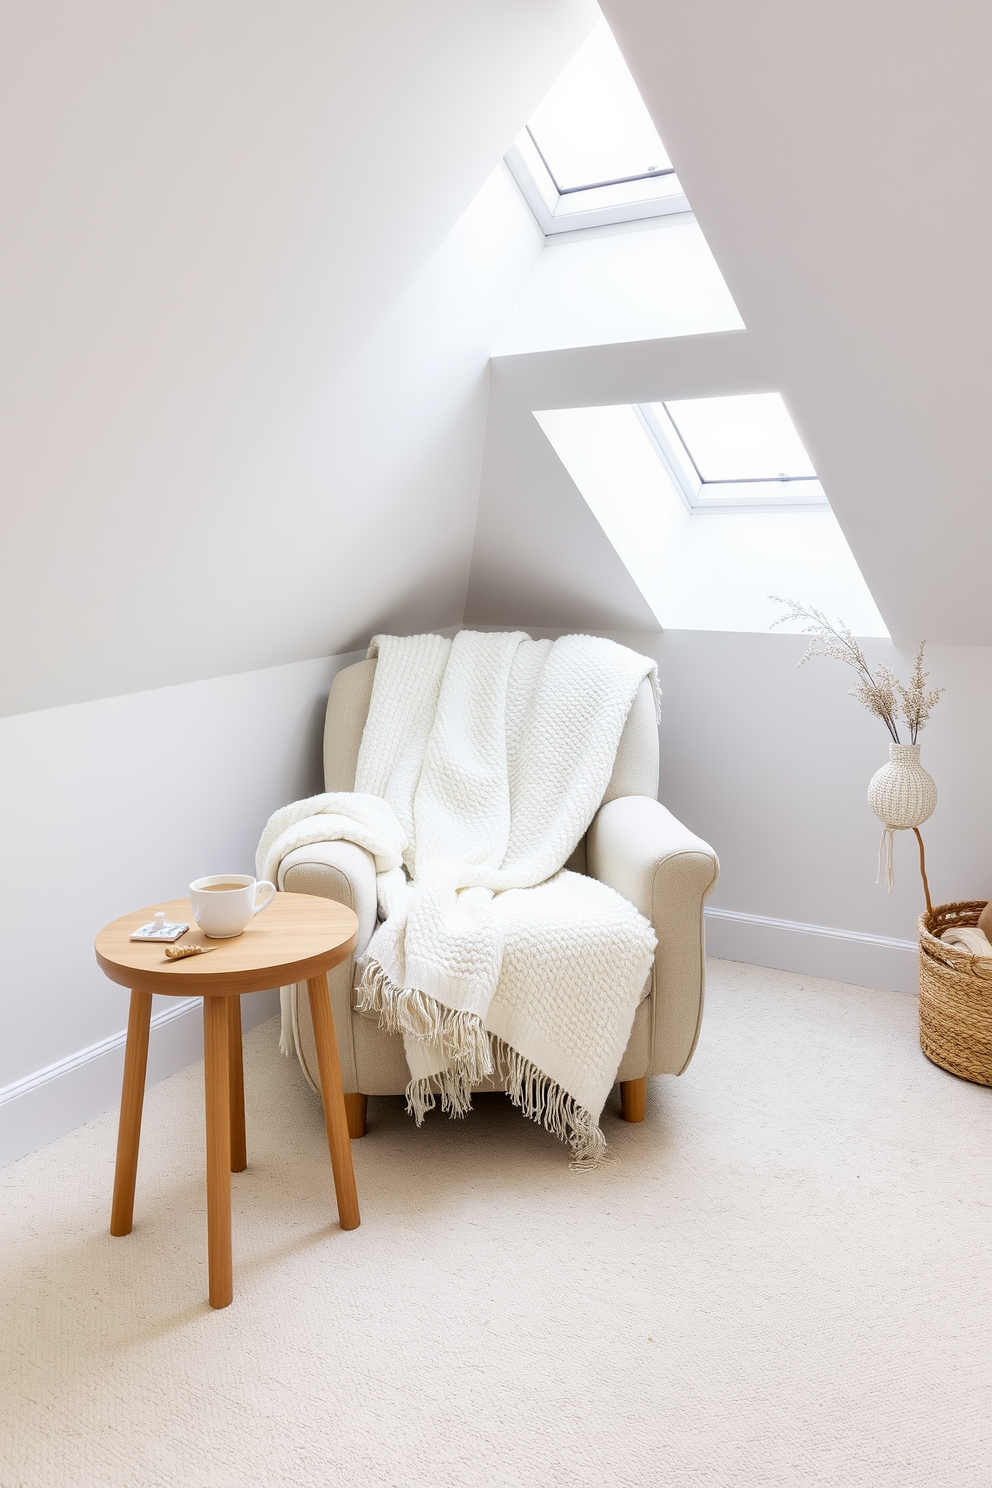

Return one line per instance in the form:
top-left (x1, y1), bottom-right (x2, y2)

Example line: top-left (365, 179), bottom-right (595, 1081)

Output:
top-left (228, 995), bottom-right (246, 1173)
top-left (203, 996), bottom-right (233, 1309)
top-left (111, 990), bottom-right (153, 1236)
top-left (307, 974), bottom-right (361, 1231)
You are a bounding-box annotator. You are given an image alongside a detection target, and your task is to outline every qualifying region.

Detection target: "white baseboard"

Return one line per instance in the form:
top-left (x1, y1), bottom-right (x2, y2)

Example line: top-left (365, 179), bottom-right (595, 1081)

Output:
top-left (705, 906), bottom-right (919, 994)
top-left (0, 990), bottom-right (279, 1167)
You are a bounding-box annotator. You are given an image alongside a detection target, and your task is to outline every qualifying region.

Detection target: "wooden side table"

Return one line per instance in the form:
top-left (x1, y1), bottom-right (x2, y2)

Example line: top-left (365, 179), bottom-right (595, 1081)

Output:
top-left (95, 891), bottom-right (360, 1309)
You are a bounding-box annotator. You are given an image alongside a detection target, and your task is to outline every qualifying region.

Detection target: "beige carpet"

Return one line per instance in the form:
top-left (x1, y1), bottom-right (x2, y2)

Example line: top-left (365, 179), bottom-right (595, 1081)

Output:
top-left (2, 959), bottom-right (989, 1488)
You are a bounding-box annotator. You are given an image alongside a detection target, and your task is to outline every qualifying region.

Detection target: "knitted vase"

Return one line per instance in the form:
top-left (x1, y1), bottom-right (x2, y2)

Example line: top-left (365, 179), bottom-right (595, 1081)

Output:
top-left (868, 742), bottom-right (937, 888)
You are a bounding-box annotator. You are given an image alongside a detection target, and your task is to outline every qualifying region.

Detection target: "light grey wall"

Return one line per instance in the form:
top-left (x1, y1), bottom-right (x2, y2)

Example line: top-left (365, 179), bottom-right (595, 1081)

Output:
top-left (0, 651), bottom-right (364, 1164)
top-left (653, 632), bottom-right (992, 966)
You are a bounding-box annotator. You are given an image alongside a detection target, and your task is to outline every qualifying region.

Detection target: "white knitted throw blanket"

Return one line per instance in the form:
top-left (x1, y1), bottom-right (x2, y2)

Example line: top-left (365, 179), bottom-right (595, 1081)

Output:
top-left (257, 631), bottom-right (658, 1165)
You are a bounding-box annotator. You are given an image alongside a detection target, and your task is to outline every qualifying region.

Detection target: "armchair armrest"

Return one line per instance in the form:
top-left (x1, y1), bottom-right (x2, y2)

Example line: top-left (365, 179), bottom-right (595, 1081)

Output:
top-left (279, 840), bottom-right (378, 1095)
top-left (586, 795), bottom-right (719, 1076)
top-left (279, 839), bottom-right (377, 956)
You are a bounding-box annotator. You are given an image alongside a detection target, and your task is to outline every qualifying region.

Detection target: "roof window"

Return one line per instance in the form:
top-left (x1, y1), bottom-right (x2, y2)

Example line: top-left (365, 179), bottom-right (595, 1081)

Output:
top-left (533, 402), bottom-right (886, 635)
top-left (637, 394), bottom-right (826, 510)
top-left (506, 18), bottom-right (689, 234)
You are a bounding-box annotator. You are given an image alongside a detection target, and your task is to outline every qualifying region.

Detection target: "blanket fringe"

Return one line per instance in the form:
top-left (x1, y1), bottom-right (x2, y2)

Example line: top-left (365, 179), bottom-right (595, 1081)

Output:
top-left (405, 1066), bottom-right (477, 1124)
top-left (491, 1036), bottom-right (608, 1170)
top-left (278, 986), bottom-right (296, 1058)
top-left (357, 959), bottom-right (609, 1169)
top-left (357, 958), bottom-right (494, 1083)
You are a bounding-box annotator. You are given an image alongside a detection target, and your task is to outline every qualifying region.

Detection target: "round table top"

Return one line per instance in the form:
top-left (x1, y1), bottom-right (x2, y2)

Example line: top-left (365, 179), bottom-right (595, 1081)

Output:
top-left (95, 893), bottom-right (359, 997)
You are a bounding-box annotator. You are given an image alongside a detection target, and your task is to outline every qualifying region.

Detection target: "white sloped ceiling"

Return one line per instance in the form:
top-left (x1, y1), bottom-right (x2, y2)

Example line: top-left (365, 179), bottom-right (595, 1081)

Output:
top-left (0, 0), bottom-right (597, 716)
top-left (600, 0), bottom-right (992, 645)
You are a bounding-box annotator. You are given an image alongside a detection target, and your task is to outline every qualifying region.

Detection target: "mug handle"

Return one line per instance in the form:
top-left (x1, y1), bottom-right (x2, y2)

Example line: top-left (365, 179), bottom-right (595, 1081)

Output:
top-left (253, 880), bottom-right (276, 915)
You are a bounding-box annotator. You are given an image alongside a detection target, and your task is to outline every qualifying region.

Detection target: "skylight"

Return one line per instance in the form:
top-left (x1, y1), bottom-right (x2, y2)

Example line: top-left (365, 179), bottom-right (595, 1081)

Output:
top-left (506, 19), bottom-right (689, 234)
top-left (527, 21), bottom-right (673, 192)
top-left (532, 403), bottom-right (887, 636)
top-left (637, 394), bottom-right (827, 509)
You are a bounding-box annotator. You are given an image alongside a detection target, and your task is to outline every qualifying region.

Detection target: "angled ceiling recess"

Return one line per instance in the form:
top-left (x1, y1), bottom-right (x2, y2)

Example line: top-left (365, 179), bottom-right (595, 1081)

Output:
top-left (596, 0), bottom-right (992, 646)
top-left (469, 8), bottom-right (888, 638)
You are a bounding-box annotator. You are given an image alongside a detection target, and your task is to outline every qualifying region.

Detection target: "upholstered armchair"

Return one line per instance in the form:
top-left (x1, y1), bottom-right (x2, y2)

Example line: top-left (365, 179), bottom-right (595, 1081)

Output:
top-left (279, 656), bottom-right (720, 1136)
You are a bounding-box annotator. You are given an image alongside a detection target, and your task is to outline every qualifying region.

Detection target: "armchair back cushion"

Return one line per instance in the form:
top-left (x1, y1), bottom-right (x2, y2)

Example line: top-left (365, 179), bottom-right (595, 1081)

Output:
top-left (323, 657), bottom-right (659, 802)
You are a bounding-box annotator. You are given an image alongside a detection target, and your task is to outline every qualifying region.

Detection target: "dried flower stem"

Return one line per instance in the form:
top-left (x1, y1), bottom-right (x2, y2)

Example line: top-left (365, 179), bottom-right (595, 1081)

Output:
top-left (769, 597), bottom-right (903, 741)
top-left (898, 642), bottom-right (943, 744)
top-left (769, 599), bottom-right (943, 744)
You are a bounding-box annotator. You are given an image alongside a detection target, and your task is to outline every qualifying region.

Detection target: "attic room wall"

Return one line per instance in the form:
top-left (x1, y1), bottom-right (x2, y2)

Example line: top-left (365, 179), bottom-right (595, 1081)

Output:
top-left (465, 369), bottom-right (992, 994)
top-left (0, 0), bottom-right (576, 1162)
top-left (655, 632), bottom-right (992, 991)
top-left (0, 654), bottom-right (352, 1165)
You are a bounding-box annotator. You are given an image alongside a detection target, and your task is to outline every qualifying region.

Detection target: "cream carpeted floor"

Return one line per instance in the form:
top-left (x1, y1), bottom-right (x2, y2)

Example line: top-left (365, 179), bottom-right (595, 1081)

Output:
top-left (2, 959), bottom-right (990, 1488)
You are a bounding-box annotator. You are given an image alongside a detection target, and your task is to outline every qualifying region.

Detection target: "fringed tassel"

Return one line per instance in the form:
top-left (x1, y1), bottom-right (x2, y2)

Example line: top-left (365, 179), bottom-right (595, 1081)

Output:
top-left (491, 1036), bottom-right (609, 1171)
top-left (357, 958), bottom-right (494, 1082)
top-left (405, 1066), bottom-right (477, 1125)
top-left (357, 960), bottom-right (609, 1168)
top-left (876, 827), bottom-right (896, 891)
top-left (278, 986), bottom-right (296, 1057)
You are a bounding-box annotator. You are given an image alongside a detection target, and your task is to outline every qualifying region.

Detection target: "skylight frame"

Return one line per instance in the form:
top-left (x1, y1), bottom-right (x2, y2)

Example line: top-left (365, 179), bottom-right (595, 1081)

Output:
top-left (506, 129), bottom-right (690, 236)
top-left (635, 401), bottom-right (829, 512)
top-left (504, 18), bottom-right (691, 236)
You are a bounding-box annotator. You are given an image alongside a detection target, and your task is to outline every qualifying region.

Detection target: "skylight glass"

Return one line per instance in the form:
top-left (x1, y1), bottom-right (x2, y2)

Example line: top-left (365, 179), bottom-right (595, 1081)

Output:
top-left (505, 16), bottom-right (688, 232)
top-left (639, 393), bottom-right (825, 508)
top-left (663, 394), bottom-right (817, 482)
top-left (526, 20), bottom-right (673, 193)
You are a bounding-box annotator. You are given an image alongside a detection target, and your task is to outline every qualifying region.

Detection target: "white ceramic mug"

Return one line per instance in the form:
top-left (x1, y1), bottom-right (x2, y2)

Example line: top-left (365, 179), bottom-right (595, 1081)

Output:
top-left (189, 874), bottom-right (276, 938)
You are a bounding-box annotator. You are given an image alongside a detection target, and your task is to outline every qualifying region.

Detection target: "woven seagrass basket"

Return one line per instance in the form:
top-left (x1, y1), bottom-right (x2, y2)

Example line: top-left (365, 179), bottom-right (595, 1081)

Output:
top-left (918, 901), bottom-right (992, 1087)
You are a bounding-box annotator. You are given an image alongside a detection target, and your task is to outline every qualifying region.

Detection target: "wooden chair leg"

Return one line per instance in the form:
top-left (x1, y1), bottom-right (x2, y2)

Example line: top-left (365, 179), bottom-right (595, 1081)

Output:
top-left (344, 1093), bottom-right (367, 1139)
top-left (620, 1076), bottom-right (647, 1123)
top-left (111, 990), bottom-right (153, 1236)
top-left (307, 975), bottom-right (361, 1231)
top-left (203, 995), bottom-right (233, 1309)
top-left (228, 995), bottom-right (247, 1172)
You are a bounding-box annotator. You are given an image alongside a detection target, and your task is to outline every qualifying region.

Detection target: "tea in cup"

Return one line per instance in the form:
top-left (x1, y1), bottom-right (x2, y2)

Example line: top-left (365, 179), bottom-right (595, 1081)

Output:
top-left (189, 874), bottom-right (276, 938)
